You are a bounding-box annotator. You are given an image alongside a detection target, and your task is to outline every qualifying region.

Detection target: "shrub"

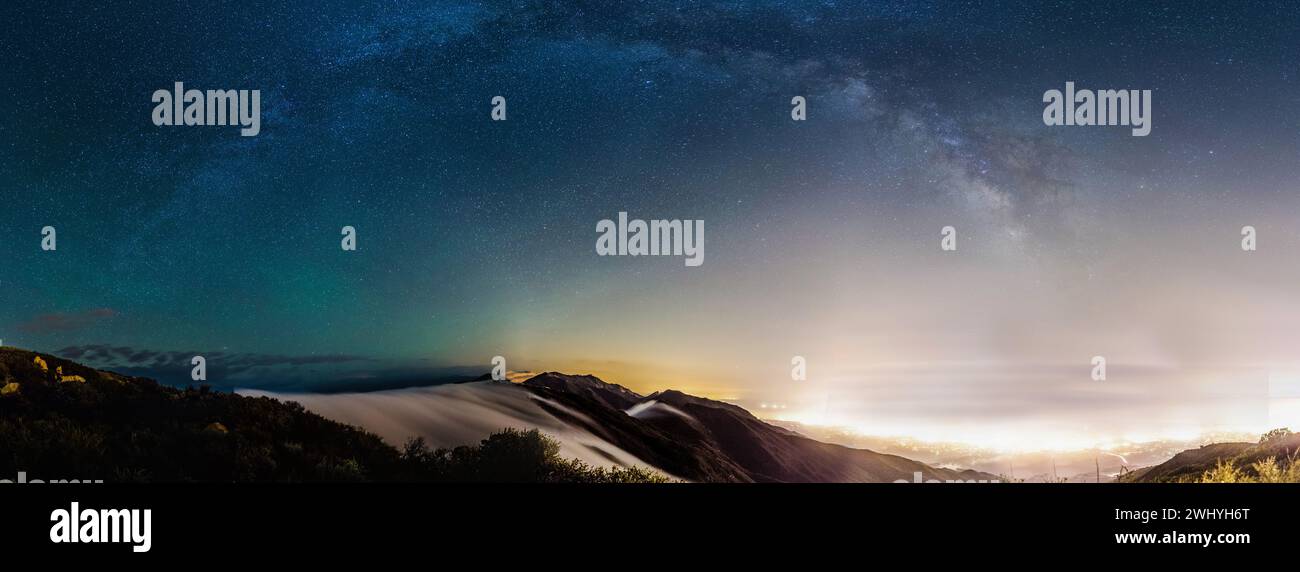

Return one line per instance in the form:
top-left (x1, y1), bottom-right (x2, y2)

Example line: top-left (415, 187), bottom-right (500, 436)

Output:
top-left (1252, 457), bottom-right (1284, 483)
top-left (1200, 459), bottom-right (1250, 483)
top-left (1259, 428), bottom-right (1293, 446)
top-left (398, 429), bottom-right (672, 483)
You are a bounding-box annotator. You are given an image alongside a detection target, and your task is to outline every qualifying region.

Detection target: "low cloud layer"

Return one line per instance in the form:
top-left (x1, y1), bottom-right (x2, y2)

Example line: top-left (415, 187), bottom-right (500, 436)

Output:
top-left (18, 309), bottom-right (118, 334)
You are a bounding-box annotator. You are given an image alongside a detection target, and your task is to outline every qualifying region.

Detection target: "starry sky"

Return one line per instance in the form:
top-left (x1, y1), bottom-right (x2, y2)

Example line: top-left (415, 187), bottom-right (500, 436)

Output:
top-left (3, 1), bottom-right (1300, 449)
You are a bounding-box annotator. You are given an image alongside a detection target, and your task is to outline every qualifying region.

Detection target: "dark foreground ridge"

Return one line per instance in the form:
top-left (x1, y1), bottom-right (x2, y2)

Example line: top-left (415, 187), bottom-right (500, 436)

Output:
top-left (0, 347), bottom-right (659, 482)
top-left (1, 347), bottom-right (998, 482)
top-left (520, 371), bottom-right (999, 482)
top-left (0, 346), bottom-right (401, 481)
top-left (1120, 428), bottom-right (1300, 483)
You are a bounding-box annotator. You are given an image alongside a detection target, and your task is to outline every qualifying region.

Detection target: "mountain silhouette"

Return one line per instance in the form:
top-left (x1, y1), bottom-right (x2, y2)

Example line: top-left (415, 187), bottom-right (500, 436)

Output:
top-left (1121, 430), bottom-right (1300, 482)
top-left (0, 347), bottom-right (998, 483)
top-left (520, 372), bottom-right (999, 482)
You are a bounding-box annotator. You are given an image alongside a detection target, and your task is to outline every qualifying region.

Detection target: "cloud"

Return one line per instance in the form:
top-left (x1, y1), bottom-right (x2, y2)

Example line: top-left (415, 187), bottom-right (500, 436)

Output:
top-left (50, 344), bottom-right (486, 393)
top-left (55, 344), bottom-right (375, 377)
top-left (17, 308), bottom-right (118, 334)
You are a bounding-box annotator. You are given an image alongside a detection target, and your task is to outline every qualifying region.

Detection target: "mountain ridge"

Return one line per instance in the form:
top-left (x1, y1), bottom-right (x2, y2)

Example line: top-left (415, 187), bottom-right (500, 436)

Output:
top-left (1121, 431), bottom-right (1300, 482)
top-left (519, 371), bottom-right (1000, 483)
top-left (0, 347), bottom-right (997, 483)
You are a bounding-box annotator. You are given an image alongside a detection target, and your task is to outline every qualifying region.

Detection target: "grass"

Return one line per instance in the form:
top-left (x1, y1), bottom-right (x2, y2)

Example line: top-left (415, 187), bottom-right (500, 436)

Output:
top-left (1197, 428), bottom-right (1300, 483)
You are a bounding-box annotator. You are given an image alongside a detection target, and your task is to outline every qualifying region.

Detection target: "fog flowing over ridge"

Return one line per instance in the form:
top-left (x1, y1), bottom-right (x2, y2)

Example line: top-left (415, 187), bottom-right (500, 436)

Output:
top-left (240, 381), bottom-right (659, 472)
top-left (244, 372), bottom-right (1004, 483)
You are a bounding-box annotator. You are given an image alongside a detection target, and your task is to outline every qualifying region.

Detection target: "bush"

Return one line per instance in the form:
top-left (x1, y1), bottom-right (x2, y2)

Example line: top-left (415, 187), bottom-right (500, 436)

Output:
top-left (1259, 428), bottom-right (1293, 445)
top-left (1200, 459), bottom-right (1249, 483)
top-left (399, 429), bottom-right (672, 483)
top-left (1199, 455), bottom-right (1300, 483)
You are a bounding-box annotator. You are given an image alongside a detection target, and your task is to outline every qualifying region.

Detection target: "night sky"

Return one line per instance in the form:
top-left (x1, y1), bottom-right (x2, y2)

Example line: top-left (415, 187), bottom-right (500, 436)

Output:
top-left (3, 1), bottom-right (1299, 448)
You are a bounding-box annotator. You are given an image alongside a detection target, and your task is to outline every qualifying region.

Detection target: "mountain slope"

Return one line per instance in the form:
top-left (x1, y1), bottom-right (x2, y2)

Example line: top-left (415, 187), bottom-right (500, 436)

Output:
top-left (2, 346), bottom-right (998, 483)
top-left (1120, 443), bottom-right (1253, 482)
top-left (1122, 432), bottom-right (1300, 482)
top-left (241, 379), bottom-right (670, 473)
top-left (253, 371), bottom-right (999, 482)
top-left (0, 347), bottom-right (404, 481)
top-left (0, 347), bottom-right (670, 483)
top-left (520, 372), bottom-right (999, 483)
top-left (523, 372), bottom-right (643, 410)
